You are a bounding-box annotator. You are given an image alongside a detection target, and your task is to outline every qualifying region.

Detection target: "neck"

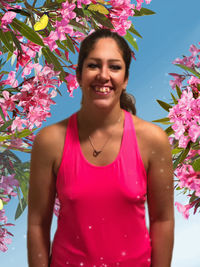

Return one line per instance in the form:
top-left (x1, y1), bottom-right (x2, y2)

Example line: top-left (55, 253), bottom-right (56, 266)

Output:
top-left (77, 105), bottom-right (123, 131)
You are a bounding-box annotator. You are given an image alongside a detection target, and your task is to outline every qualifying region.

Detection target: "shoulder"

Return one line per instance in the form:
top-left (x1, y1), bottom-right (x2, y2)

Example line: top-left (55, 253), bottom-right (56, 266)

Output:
top-left (132, 114), bottom-right (170, 147)
top-left (31, 117), bottom-right (70, 165)
top-left (131, 114), bottom-right (172, 167)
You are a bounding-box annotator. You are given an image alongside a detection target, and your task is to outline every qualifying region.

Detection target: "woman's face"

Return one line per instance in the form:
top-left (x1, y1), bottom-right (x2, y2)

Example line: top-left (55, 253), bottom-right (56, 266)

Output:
top-left (77, 38), bottom-right (128, 110)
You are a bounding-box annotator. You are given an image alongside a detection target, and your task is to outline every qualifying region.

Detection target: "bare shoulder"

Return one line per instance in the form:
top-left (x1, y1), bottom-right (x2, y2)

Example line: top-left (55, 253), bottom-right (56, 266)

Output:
top-left (131, 115), bottom-right (172, 170)
top-left (32, 118), bottom-right (69, 173)
top-left (33, 118), bottom-right (69, 149)
top-left (132, 115), bottom-right (170, 148)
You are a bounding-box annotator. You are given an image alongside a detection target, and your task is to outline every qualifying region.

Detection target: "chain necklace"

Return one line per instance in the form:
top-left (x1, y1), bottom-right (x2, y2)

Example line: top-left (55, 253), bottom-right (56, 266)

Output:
top-left (88, 112), bottom-right (122, 157)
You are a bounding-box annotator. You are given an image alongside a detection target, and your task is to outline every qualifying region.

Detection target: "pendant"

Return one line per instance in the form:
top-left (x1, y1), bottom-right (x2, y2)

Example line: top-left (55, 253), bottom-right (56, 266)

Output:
top-left (93, 150), bottom-right (102, 157)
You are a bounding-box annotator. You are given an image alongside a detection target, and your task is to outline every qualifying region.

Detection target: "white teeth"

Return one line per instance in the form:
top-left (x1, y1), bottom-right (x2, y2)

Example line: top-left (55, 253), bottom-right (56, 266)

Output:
top-left (94, 86), bottom-right (111, 93)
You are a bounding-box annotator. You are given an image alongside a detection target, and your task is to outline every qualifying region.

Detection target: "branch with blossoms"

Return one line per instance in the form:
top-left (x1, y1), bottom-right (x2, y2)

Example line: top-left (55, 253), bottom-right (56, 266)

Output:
top-left (0, 0), bottom-right (154, 252)
top-left (153, 43), bottom-right (200, 219)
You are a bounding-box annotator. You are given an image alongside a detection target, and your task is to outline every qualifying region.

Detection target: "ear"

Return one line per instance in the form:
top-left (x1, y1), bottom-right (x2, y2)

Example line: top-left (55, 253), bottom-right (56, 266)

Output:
top-left (123, 76), bottom-right (128, 90)
top-left (76, 68), bottom-right (81, 86)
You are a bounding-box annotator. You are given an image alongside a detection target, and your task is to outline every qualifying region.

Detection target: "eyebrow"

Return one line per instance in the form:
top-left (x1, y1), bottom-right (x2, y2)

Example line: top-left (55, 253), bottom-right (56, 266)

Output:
top-left (87, 57), bottom-right (122, 62)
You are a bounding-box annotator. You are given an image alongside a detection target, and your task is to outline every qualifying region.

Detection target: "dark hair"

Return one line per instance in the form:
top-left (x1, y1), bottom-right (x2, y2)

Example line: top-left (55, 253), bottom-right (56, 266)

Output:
top-left (77, 29), bottom-right (136, 115)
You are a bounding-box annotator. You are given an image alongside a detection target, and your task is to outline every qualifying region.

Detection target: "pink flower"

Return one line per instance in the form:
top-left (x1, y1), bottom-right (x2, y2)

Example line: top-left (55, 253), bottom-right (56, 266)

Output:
top-left (61, 1), bottom-right (76, 20)
top-left (1, 11), bottom-right (16, 30)
top-left (0, 174), bottom-right (19, 196)
top-left (76, 0), bottom-right (91, 9)
top-left (189, 44), bottom-right (200, 57)
top-left (53, 197), bottom-right (60, 217)
top-left (65, 74), bottom-right (79, 97)
top-left (43, 31), bottom-right (58, 51)
top-left (169, 73), bottom-right (185, 90)
top-left (11, 117), bottom-right (27, 131)
top-left (0, 91), bottom-right (16, 111)
top-left (175, 202), bottom-right (191, 219)
top-left (56, 20), bottom-right (74, 40)
top-left (3, 71), bottom-right (18, 88)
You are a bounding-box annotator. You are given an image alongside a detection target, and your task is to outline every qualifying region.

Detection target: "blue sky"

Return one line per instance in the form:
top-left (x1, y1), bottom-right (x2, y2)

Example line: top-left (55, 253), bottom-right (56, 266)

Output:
top-left (1, 0), bottom-right (200, 266)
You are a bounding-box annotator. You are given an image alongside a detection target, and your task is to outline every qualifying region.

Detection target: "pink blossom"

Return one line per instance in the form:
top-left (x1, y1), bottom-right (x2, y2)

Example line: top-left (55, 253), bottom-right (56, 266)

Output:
top-left (3, 71), bottom-right (18, 88)
top-left (61, 1), bottom-right (76, 20)
top-left (173, 55), bottom-right (196, 69)
top-left (22, 62), bottom-right (34, 77)
top-left (189, 44), bottom-right (200, 57)
top-left (56, 20), bottom-right (74, 41)
top-left (0, 224), bottom-right (13, 252)
top-left (168, 88), bottom-right (200, 148)
top-left (43, 31), bottom-right (58, 51)
top-left (136, 0), bottom-right (151, 10)
top-left (176, 164), bottom-right (200, 197)
top-left (1, 11), bottom-right (16, 30)
top-left (76, 0), bottom-right (91, 9)
top-left (65, 74), bottom-right (79, 97)
top-left (0, 210), bottom-right (7, 224)
top-left (11, 117), bottom-right (27, 131)
top-left (169, 73), bottom-right (185, 90)
top-left (175, 202), bottom-right (190, 219)
top-left (53, 197), bottom-right (60, 217)
top-left (0, 174), bottom-right (19, 195)
top-left (0, 91), bottom-right (16, 111)
top-left (16, 52), bottom-right (31, 70)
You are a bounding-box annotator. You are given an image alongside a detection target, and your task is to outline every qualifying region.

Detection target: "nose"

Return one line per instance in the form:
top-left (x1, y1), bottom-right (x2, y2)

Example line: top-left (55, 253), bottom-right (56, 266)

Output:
top-left (96, 65), bottom-right (110, 82)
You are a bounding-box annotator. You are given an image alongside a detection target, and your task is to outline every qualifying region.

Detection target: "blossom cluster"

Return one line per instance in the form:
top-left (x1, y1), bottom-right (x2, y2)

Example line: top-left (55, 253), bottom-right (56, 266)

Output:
top-left (167, 43), bottom-right (200, 218)
top-left (0, 64), bottom-right (59, 133)
top-left (0, 174), bottom-right (19, 252)
top-left (168, 88), bottom-right (200, 149)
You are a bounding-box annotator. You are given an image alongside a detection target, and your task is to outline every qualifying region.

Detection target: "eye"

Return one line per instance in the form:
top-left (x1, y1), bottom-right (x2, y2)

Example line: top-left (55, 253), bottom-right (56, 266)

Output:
top-left (110, 65), bottom-right (122, 70)
top-left (87, 63), bottom-right (99, 69)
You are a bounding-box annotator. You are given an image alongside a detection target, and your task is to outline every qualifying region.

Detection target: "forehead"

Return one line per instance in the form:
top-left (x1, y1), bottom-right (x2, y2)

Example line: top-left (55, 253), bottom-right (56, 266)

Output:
top-left (87, 38), bottom-right (124, 61)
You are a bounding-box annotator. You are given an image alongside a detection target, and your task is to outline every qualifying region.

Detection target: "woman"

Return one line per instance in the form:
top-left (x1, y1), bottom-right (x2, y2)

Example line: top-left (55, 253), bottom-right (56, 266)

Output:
top-left (27, 29), bottom-right (174, 267)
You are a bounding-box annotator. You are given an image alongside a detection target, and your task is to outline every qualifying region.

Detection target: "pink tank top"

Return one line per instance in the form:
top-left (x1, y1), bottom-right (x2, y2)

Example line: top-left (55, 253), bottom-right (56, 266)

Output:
top-left (50, 110), bottom-right (151, 267)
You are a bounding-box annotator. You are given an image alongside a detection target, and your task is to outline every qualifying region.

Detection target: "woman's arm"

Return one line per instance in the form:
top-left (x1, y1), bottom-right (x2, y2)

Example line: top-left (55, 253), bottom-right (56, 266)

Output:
top-left (147, 125), bottom-right (174, 267)
top-left (27, 127), bottom-right (57, 267)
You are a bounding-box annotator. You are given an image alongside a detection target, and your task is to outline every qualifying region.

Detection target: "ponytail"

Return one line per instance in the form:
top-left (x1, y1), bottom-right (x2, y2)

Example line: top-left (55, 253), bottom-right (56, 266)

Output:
top-left (120, 91), bottom-right (136, 115)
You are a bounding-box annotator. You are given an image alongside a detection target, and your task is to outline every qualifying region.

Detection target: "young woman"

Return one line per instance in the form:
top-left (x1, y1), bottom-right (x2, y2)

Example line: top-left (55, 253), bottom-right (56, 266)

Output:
top-left (27, 29), bottom-right (174, 267)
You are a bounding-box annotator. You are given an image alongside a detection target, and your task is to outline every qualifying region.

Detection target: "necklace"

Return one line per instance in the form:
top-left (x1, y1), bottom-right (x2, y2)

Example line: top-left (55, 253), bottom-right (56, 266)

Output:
top-left (88, 112), bottom-right (122, 157)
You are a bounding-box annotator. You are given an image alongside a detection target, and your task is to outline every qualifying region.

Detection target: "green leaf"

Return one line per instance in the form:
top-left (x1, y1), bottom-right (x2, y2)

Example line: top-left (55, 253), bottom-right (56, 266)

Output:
top-left (176, 85), bottom-right (182, 98)
top-left (11, 18), bottom-right (44, 47)
top-left (63, 35), bottom-right (75, 53)
top-left (0, 106), bottom-right (6, 122)
top-left (189, 191), bottom-right (198, 203)
top-left (42, 46), bottom-right (65, 81)
top-left (10, 31), bottom-right (23, 53)
top-left (0, 120), bottom-right (13, 132)
top-left (69, 19), bottom-right (88, 34)
top-left (15, 197), bottom-right (27, 220)
top-left (175, 64), bottom-right (200, 79)
top-left (90, 11), bottom-right (114, 29)
top-left (128, 24), bottom-right (142, 38)
top-left (173, 146), bottom-right (190, 170)
top-left (8, 8), bottom-right (31, 17)
top-left (133, 8), bottom-right (156, 16)
top-left (152, 117), bottom-right (170, 123)
top-left (171, 92), bottom-right (178, 105)
top-left (0, 29), bottom-right (14, 53)
top-left (192, 158), bottom-right (200, 172)
top-left (15, 129), bottom-right (33, 139)
top-left (165, 126), bottom-right (174, 136)
top-left (124, 31), bottom-right (138, 51)
top-left (171, 148), bottom-right (183, 155)
top-left (0, 134), bottom-right (11, 142)
top-left (156, 100), bottom-right (173, 112)
top-left (18, 179), bottom-right (29, 202)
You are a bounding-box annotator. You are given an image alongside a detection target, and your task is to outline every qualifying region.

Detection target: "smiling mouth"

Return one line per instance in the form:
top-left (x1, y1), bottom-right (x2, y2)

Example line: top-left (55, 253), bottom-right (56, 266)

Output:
top-left (93, 86), bottom-right (112, 94)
